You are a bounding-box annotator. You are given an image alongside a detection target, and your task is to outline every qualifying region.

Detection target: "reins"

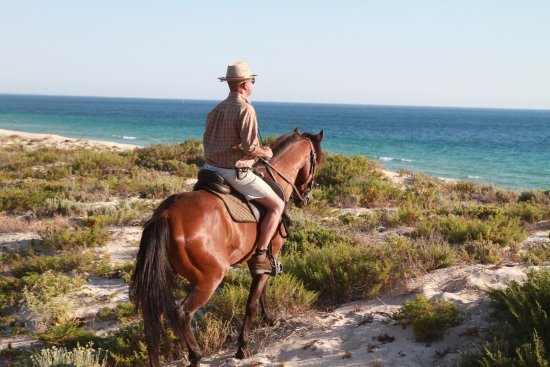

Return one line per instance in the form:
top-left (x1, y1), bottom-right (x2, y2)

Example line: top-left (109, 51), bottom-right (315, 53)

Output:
top-left (258, 137), bottom-right (317, 206)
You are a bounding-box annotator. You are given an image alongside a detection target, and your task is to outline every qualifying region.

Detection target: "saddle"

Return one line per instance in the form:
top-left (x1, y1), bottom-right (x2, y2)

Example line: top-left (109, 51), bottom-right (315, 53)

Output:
top-left (193, 169), bottom-right (286, 223)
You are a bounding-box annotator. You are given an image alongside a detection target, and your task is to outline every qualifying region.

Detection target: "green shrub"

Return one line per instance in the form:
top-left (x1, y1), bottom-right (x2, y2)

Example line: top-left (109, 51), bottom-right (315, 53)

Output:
top-left (460, 240), bottom-right (504, 264)
top-left (393, 295), bottom-right (461, 342)
top-left (208, 283), bottom-right (249, 321)
top-left (265, 273), bottom-right (317, 316)
top-left (102, 322), bottom-right (166, 367)
top-left (72, 150), bottom-right (133, 176)
top-left (522, 243), bottom-right (550, 265)
top-left (97, 303), bottom-right (136, 323)
top-left (21, 271), bottom-right (86, 329)
top-left (195, 312), bottom-right (231, 356)
top-left (37, 321), bottom-right (100, 347)
top-left (135, 140), bottom-right (203, 176)
top-left (381, 236), bottom-right (457, 276)
top-left (11, 252), bottom-right (97, 278)
top-left (416, 214), bottom-right (527, 246)
top-left (282, 221), bottom-right (354, 255)
top-left (488, 270), bottom-right (550, 355)
top-left (31, 343), bottom-right (107, 367)
top-left (40, 225), bottom-right (110, 252)
top-left (284, 241), bottom-right (391, 303)
top-left (315, 154), bottom-right (402, 207)
top-left (462, 270), bottom-right (550, 366)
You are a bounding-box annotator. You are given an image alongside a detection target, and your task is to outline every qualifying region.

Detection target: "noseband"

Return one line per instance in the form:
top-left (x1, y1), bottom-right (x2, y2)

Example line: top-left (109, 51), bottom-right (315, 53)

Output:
top-left (259, 137), bottom-right (318, 207)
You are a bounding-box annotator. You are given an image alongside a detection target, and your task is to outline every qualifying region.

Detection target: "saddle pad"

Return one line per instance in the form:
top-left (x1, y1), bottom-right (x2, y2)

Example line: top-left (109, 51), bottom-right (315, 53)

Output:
top-left (209, 191), bottom-right (256, 223)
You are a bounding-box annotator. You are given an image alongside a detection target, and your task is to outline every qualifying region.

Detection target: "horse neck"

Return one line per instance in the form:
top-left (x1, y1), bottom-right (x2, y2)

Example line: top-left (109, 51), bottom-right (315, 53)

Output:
top-left (269, 139), bottom-right (310, 200)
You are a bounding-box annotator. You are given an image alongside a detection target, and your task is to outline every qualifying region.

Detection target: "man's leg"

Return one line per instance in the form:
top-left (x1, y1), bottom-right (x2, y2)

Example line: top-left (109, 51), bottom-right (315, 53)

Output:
top-left (253, 190), bottom-right (284, 251)
top-left (249, 190), bottom-right (284, 274)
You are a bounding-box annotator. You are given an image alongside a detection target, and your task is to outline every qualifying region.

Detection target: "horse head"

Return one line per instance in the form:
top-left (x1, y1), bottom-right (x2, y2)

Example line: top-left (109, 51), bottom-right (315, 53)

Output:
top-left (267, 129), bottom-right (324, 207)
top-left (293, 130), bottom-right (323, 207)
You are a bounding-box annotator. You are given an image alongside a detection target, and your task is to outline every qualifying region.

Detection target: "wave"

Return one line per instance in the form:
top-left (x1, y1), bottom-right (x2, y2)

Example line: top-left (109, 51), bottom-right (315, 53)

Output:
top-left (112, 134), bottom-right (137, 140)
top-left (467, 175), bottom-right (483, 180)
top-left (377, 156), bottom-right (413, 162)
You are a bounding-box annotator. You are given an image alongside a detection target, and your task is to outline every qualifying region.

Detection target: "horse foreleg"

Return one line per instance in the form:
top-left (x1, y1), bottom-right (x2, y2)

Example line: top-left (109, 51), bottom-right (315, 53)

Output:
top-left (235, 274), bottom-right (269, 359)
top-left (259, 282), bottom-right (276, 326)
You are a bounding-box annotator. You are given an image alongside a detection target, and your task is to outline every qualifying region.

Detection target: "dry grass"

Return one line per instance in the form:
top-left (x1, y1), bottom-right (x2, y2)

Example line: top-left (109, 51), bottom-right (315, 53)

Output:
top-left (0, 215), bottom-right (35, 233)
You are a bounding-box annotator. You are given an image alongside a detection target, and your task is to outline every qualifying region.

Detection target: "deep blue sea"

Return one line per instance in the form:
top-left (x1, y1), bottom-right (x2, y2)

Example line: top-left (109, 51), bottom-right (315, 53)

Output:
top-left (0, 94), bottom-right (549, 190)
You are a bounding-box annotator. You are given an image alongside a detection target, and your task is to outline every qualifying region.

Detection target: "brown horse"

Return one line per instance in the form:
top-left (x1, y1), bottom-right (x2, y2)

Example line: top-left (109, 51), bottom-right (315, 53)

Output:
top-left (130, 129), bottom-right (323, 366)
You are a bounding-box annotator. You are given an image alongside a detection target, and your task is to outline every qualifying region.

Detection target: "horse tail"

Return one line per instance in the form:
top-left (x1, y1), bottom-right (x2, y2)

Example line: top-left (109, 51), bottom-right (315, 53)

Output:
top-left (129, 214), bottom-right (179, 365)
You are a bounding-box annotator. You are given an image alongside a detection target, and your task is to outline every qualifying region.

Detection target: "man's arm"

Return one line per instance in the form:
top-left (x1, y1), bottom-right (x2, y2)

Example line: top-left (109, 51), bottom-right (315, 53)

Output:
top-left (248, 144), bottom-right (273, 159)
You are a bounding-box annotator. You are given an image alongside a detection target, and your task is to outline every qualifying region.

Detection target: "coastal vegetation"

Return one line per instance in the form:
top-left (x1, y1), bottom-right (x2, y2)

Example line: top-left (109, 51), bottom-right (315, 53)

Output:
top-left (0, 137), bottom-right (549, 366)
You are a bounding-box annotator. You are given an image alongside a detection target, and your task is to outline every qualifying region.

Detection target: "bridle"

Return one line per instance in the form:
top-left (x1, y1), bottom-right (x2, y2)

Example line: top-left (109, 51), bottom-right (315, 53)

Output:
top-left (259, 136), bottom-right (318, 208)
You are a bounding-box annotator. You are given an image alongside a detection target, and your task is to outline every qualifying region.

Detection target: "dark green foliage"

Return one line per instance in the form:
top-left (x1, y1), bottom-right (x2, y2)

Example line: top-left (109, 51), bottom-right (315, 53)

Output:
top-left (135, 140), bottom-right (203, 176)
top-left (415, 214), bottom-right (527, 246)
top-left (40, 225), bottom-right (110, 252)
top-left (315, 154), bottom-right (403, 207)
top-left (462, 270), bottom-right (550, 366)
top-left (37, 320), bottom-right (101, 347)
top-left (393, 295), bottom-right (461, 342)
top-left (284, 240), bottom-right (392, 303)
top-left (97, 303), bottom-right (136, 323)
top-left (282, 221), bottom-right (355, 255)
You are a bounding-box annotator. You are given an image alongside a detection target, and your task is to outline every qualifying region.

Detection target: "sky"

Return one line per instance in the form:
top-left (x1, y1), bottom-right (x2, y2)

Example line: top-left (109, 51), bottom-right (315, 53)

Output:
top-left (0, 1), bottom-right (549, 109)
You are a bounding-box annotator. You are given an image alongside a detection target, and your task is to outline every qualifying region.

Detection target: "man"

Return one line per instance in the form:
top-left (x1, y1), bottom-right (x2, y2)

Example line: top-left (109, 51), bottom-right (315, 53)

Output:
top-left (202, 61), bottom-right (285, 275)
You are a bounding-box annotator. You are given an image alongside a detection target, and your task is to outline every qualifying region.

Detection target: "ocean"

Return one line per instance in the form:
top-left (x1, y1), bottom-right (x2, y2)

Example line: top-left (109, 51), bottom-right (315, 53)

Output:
top-left (0, 94), bottom-right (549, 190)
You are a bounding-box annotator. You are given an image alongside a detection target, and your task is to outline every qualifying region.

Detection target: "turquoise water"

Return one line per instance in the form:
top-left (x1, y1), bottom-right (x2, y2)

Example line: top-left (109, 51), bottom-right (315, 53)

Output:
top-left (0, 94), bottom-right (549, 190)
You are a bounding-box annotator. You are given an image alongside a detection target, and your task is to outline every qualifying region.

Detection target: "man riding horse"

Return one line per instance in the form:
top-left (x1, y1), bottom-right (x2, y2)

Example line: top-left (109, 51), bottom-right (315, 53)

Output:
top-left (202, 61), bottom-right (284, 275)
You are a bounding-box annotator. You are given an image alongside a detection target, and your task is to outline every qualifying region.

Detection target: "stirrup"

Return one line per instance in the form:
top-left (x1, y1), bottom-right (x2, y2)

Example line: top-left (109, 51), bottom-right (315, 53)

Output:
top-left (268, 255), bottom-right (283, 276)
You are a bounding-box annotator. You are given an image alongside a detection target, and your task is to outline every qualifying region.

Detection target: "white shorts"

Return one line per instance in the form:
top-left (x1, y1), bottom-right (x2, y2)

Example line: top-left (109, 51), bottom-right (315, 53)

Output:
top-left (202, 164), bottom-right (273, 201)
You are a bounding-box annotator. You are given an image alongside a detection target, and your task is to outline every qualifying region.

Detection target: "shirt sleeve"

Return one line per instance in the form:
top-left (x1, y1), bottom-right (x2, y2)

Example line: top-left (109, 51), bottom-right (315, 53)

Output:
top-left (239, 106), bottom-right (259, 153)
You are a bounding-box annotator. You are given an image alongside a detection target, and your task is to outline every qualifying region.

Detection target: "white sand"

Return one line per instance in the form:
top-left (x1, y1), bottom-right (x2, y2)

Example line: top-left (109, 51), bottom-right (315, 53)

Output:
top-left (0, 128), bottom-right (138, 151)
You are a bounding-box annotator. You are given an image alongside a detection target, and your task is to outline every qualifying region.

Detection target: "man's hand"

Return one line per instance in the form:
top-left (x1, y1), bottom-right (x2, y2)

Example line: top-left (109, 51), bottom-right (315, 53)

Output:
top-left (250, 145), bottom-right (273, 159)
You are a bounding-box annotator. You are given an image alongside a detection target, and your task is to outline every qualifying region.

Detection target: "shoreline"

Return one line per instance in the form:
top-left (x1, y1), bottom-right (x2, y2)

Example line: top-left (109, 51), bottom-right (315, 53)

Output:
top-left (0, 128), bottom-right (139, 151)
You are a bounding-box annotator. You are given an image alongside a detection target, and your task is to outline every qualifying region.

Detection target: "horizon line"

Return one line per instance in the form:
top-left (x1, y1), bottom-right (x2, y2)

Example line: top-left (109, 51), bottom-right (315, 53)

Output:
top-left (1, 92), bottom-right (549, 112)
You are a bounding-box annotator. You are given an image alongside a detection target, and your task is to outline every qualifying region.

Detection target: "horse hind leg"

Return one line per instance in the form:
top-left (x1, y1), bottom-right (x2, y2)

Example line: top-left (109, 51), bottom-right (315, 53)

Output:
top-left (174, 282), bottom-right (221, 366)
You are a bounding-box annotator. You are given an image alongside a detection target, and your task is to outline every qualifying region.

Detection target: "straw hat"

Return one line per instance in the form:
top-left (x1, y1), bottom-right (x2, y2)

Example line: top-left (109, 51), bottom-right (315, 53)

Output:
top-left (218, 61), bottom-right (258, 82)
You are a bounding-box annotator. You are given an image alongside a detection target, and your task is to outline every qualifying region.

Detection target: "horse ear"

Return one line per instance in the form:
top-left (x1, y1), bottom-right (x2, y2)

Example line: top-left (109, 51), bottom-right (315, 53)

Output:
top-left (315, 130), bottom-right (324, 142)
top-left (294, 127), bottom-right (302, 135)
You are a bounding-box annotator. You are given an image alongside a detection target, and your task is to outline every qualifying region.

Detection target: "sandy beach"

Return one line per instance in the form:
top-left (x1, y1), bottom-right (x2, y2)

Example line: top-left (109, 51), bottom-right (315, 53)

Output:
top-left (0, 128), bottom-right (139, 151)
top-left (0, 129), bottom-right (548, 367)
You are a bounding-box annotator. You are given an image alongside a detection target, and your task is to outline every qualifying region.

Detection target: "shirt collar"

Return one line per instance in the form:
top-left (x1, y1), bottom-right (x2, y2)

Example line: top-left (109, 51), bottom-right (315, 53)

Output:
top-left (228, 92), bottom-right (250, 104)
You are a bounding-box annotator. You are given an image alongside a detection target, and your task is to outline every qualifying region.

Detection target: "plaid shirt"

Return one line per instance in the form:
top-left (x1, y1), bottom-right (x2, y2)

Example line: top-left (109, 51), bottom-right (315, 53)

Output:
top-left (203, 92), bottom-right (259, 168)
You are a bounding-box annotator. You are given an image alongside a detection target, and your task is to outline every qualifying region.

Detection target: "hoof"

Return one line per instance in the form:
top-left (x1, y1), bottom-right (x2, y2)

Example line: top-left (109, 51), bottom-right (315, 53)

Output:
top-left (235, 347), bottom-right (250, 360)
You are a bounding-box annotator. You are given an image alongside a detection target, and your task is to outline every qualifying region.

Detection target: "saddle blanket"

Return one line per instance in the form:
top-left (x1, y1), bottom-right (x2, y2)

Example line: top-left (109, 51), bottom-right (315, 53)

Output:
top-left (208, 191), bottom-right (256, 223)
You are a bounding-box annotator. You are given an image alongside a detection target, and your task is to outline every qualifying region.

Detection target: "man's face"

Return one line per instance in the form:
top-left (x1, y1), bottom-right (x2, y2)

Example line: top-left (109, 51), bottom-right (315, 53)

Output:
top-left (243, 78), bottom-right (255, 96)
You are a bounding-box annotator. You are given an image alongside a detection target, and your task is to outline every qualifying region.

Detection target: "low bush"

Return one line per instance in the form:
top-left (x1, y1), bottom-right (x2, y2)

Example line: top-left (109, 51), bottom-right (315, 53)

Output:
top-left (31, 343), bottom-right (107, 367)
top-left (135, 140), bottom-right (203, 176)
top-left (40, 224), bottom-right (110, 252)
top-left (284, 241), bottom-right (392, 303)
top-left (195, 312), bottom-right (231, 356)
top-left (21, 271), bottom-right (86, 330)
top-left (461, 270), bottom-right (550, 366)
top-left (415, 214), bottom-right (527, 246)
top-left (522, 242), bottom-right (550, 265)
top-left (97, 302), bottom-right (136, 323)
top-left (37, 320), bottom-right (100, 347)
top-left (393, 295), bottom-right (461, 342)
top-left (460, 240), bottom-right (504, 264)
top-left (315, 154), bottom-right (403, 207)
top-left (72, 150), bottom-right (133, 177)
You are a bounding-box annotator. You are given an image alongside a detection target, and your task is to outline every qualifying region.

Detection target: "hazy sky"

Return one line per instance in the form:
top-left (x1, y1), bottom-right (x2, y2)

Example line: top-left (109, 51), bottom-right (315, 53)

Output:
top-left (1, 1), bottom-right (549, 109)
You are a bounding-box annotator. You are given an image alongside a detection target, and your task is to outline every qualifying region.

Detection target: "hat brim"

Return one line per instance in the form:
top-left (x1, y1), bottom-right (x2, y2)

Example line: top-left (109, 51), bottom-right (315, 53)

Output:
top-left (218, 74), bottom-right (258, 82)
